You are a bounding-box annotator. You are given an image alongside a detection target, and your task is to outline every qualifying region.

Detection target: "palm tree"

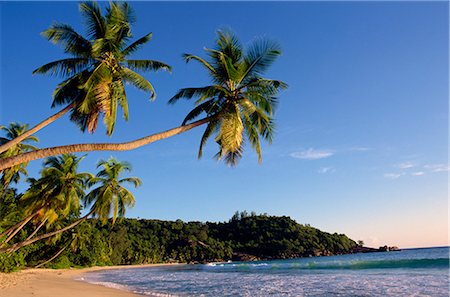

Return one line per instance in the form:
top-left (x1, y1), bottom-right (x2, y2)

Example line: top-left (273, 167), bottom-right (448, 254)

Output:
top-left (85, 158), bottom-right (141, 224)
top-left (0, 157), bottom-right (139, 253)
top-left (35, 227), bottom-right (89, 268)
top-left (0, 123), bottom-right (39, 189)
top-left (169, 30), bottom-right (287, 165)
top-left (27, 154), bottom-right (91, 217)
top-left (0, 154), bottom-right (90, 249)
top-left (0, 31), bottom-right (286, 171)
top-left (0, 1), bottom-right (170, 154)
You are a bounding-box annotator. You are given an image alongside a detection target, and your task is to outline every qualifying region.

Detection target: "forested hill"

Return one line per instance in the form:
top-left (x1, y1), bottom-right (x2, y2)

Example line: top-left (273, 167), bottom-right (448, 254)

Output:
top-left (29, 212), bottom-right (356, 268)
top-left (0, 211), bottom-right (357, 271)
top-left (209, 212), bottom-right (356, 260)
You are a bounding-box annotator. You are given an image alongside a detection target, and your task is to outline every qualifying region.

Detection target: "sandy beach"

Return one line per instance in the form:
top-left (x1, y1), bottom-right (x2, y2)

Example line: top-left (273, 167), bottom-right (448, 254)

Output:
top-left (0, 264), bottom-right (179, 297)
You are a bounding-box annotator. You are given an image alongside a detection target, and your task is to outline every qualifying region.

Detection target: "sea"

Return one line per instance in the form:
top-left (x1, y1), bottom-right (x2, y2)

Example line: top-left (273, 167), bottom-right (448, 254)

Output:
top-left (80, 246), bottom-right (449, 296)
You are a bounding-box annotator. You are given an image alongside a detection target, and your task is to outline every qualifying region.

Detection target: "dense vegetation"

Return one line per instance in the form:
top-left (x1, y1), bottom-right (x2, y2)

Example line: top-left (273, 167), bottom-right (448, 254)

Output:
top-left (0, 189), bottom-right (356, 272)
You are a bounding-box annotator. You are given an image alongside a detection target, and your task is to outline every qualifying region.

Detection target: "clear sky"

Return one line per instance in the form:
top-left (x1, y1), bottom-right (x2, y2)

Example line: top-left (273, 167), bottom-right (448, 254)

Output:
top-left (1, 1), bottom-right (448, 249)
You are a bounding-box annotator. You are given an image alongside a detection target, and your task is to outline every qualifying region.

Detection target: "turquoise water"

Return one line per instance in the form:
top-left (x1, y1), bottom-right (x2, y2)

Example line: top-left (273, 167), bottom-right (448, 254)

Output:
top-left (82, 247), bottom-right (449, 296)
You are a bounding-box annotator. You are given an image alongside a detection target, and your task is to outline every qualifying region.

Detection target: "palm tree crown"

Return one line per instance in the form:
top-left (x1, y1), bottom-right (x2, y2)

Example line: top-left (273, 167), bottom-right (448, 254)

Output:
top-left (85, 158), bottom-right (141, 224)
top-left (34, 1), bottom-right (171, 135)
top-left (169, 30), bottom-right (287, 166)
top-left (0, 123), bottom-right (39, 188)
top-left (21, 154), bottom-right (91, 226)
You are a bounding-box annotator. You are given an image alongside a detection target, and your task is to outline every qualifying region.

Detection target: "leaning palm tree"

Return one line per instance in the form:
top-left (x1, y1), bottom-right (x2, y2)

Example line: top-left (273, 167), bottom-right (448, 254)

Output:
top-left (35, 227), bottom-right (89, 268)
top-left (0, 157), bottom-right (140, 254)
top-left (84, 158), bottom-right (141, 224)
top-left (0, 31), bottom-right (286, 171)
top-left (0, 154), bottom-right (90, 249)
top-left (0, 1), bottom-right (170, 154)
top-left (0, 123), bottom-right (39, 189)
top-left (169, 30), bottom-right (287, 165)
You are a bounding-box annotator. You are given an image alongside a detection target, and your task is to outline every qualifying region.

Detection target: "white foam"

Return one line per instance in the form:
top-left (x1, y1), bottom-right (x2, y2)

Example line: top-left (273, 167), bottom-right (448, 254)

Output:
top-left (86, 280), bottom-right (131, 291)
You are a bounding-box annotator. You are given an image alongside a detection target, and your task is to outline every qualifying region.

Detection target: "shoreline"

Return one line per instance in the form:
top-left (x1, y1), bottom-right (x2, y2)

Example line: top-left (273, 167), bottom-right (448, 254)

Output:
top-left (0, 263), bottom-right (183, 297)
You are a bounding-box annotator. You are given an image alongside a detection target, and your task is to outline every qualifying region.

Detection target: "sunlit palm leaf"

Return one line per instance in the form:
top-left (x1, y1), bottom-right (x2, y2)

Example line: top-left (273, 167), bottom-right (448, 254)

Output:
top-left (121, 68), bottom-right (155, 99)
top-left (171, 30), bottom-right (286, 165)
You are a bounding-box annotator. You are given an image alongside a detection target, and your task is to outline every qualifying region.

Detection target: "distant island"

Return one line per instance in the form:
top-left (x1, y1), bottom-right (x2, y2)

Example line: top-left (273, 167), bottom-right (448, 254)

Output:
top-left (0, 211), bottom-right (399, 271)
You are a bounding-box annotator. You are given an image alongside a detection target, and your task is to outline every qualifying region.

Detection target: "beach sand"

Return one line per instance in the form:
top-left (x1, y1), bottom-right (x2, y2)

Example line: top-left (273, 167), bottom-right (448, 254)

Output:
top-left (0, 264), bottom-right (179, 297)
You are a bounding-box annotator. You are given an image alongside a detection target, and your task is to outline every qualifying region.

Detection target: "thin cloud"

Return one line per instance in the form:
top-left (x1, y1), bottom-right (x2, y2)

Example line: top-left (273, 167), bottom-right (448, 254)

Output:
top-left (384, 173), bottom-right (403, 179)
top-left (318, 167), bottom-right (335, 174)
top-left (396, 162), bottom-right (415, 169)
top-left (424, 164), bottom-right (449, 172)
top-left (411, 171), bottom-right (425, 176)
top-left (290, 148), bottom-right (334, 160)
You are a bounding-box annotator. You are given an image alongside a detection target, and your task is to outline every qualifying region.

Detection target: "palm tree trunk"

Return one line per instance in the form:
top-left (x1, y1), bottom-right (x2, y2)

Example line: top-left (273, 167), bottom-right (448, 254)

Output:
top-left (0, 212), bottom-right (36, 239)
top-left (0, 117), bottom-right (210, 171)
top-left (35, 244), bottom-right (68, 268)
top-left (0, 210), bottom-right (40, 247)
top-left (1, 209), bottom-right (95, 253)
top-left (0, 103), bottom-right (73, 155)
top-left (25, 217), bottom-right (48, 241)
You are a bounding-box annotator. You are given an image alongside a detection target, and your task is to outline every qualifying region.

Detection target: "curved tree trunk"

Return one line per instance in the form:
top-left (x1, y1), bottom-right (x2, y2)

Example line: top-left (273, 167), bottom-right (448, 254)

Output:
top-left (0, 212), bottom-right (37, 239)
top-left (35, 244), bottom-right (68, 268)
top-left (1, 209), bottom-right (95, 253)
top-left (25, 217), bottom-right (48, 241)
top-left (0, 117), bottom-right (210, 171)
top-left (0, 103), bottom-right (73, 155)
top-left (0, 209), bottom-right (41, 247)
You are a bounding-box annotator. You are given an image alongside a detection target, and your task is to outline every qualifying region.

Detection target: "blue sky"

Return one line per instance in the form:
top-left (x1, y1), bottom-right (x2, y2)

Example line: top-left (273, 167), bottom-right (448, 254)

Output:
top-left (1, 1), bottom-right (448, 248)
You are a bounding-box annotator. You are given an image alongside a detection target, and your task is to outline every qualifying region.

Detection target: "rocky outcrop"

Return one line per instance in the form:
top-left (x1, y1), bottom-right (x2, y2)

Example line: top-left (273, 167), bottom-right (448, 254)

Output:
top-left (378, 245), bottom-right (400, 252)
top-left (232, 252), bottom-right (260, 261)
top-left (351, 245), bottom-right (401, 253)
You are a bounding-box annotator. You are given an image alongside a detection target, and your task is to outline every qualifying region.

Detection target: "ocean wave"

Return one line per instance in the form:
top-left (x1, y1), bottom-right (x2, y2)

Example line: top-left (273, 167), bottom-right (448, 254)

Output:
top-left (304, 258), bottom-right (449, 270)
top-left (84, 280), bottom-right (131, 291)
top-left (205, 258), bottom-right (449, 270)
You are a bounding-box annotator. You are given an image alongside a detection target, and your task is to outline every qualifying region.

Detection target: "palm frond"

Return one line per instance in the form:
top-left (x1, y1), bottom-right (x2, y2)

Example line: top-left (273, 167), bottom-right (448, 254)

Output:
top-left (239, 39), bottom-right (281, 84)
top-left (169, 86), bottom-right (223, 104)
top-left (119, 177), bottom-right (142, 187)
top-left (125, 59), bottom-right (172, 73)
top-left (215, 106), bottom-right (244, 163)
top-left (121, 68), bottom-right (155, 100)
top-left (198, 119), bottom-right (219, 159)
top-left (181, 100), bottom-right (217, 125)
top-left (182, 53), bottom-right (217, 75)
top-left (121, 32), bottom-right (152, 56)
top-left (242, 112), bottom-right (262, 163)
top-left (79, 1), bottom-right (106, 40)
top-left (105, 2), bottom-right (135, 46)
top-left (79, 63), bottom-right (112, 114)
top-left (112, 80), bottom-right (128, 121)
top-left (52, 70), bottom-right (90, 107)
top-left (250, 112), bottom-right (275, 143)
top-left (33, 58), bottom-right (92, 77)
top-left (42, 23), bottom-right (91, 56)
top-left (215, 30), bottom-right (243, 63)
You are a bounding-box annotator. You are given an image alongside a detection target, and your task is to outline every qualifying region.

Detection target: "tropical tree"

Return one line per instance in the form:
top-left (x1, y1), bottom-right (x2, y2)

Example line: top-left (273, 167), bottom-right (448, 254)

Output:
top-left (0, 123), bottom-right (39, 189)
top-left (0, 31), bottom-right (286, 171)
top-left (0, 157), bottom-right (140, 254)
top-left (169, 30), bottom-right (287, 165)
top-left (84, 158), bottom-right (141, 224)
top-left (0, 154), bottom-right (90, 249)
top-left (35, 227), bottom-right (90, 268)
top-left (0, 1), bottom-right (170, 154)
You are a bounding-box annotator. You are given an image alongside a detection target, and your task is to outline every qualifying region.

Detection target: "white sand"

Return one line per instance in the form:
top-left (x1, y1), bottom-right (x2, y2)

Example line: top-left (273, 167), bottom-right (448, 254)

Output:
top-left (0, 264), bottom-right (182, 297)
